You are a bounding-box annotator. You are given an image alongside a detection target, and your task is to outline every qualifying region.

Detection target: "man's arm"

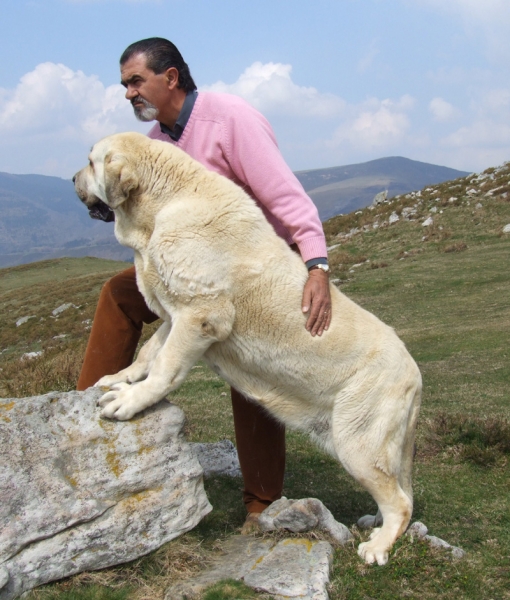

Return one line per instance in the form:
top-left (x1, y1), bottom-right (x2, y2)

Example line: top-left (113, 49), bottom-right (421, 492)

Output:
top-left (224, 100), bottom-right (331, 336)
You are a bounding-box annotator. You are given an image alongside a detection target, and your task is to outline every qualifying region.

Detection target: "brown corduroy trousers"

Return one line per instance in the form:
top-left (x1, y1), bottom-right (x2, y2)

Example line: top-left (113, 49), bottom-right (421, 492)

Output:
top-left (77, 266), bottom-right (285, 514)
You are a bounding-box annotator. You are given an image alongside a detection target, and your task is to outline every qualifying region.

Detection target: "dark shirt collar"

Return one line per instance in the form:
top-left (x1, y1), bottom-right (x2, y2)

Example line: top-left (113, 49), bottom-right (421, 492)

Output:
top-left (160, 90), bottom-right (198, 141)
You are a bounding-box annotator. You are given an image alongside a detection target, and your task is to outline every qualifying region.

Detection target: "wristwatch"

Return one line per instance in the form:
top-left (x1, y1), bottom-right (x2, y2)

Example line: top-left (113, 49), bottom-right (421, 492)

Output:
top-left (308, 263), bottom-right (330, 274)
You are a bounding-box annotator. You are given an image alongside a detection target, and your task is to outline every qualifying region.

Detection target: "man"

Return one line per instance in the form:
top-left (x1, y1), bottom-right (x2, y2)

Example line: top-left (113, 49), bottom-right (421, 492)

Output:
top-left (77, 38), bottom-right (331, 530)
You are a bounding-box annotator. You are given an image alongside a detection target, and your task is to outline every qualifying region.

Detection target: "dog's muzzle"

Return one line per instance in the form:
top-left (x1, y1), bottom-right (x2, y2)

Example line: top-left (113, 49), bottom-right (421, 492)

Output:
top-left (73, 171), bottom-right (115, 222)
top-left (88, 200), bottom-right (115, 222)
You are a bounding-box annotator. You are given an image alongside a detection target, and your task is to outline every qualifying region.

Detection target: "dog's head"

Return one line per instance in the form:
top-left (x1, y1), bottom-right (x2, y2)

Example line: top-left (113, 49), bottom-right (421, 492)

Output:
top-left (73, 133), bottom-right (143, 219)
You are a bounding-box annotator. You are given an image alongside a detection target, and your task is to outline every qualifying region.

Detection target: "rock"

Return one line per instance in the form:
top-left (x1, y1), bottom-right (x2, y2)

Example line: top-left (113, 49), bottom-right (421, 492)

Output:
top-left (15, 316), bottom-right (36, 327)
top-left (401, 207), bottom-right (417, 219)
top-left (422, 216), bottom-right (433, 227)
top-left (20, 351), bottom-right (43, 361)
top-left (51, 303), bottom-right (76, 316)
top-left (258, 497), bottom-right (352, 545)
top-left (503, 224), bottom-right (510, 233)
top-left (425, 535), bottom-right (465, 558)
top-left (388, 212), bottom-right (399, 224)
top-left (475, 202), bottom-right (483, 209)
top-left (357, 513), bottom-right (382, 529)
top-left (191, 439), bottom-right (241, 477)
top-left (244, 539), bottom-right (333, 600)
top-left (165, 535), bottom-right (333, 600)
top-left (404, 522), bottom-right (464, 559)
top-left (0, 389), bottom-right (211, 600)
top-left (406, 521), bottom-right (428, 539)
top-left (372, 190), bottom-right (388, 206)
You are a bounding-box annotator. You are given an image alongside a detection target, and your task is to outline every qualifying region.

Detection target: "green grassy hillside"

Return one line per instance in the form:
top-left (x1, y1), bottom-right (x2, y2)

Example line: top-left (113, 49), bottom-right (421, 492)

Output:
top-left (1, 163), bottom-right (509, 599)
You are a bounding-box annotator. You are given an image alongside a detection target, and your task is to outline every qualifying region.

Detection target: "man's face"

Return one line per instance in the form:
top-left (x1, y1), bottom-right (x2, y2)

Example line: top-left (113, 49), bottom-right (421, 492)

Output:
top-left (120, 53), bottom-right (170, 122)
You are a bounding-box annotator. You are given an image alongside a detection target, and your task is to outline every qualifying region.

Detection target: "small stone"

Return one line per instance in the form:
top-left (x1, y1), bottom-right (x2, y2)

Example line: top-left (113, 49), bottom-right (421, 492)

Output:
top-left (389, 212), bottom-right (399, 224)
top-left (422, 217), bottom-right (433, 227)
top-left (451, 546), bottom-right (466, 559)
top-left (475, 203), bottom-right (483, 209)
top-left (424, 535), bottom-right (465, 559)
top-left (372, 190), bottom-right (388, 206)
top-left (407, 521), bottom-right (428, 539)
top-left (191, 439), bottom-right (241, 477)
top-left (503, 224), bottom-right (510, 233)
top-left (15, 316), bottom-right (36, 327)
top-left (52, 303), bottom-right (76, 316)
top-left (20, 351), bottom-right (43, 360)
top-left (259, 497), bottom-right (352, 545)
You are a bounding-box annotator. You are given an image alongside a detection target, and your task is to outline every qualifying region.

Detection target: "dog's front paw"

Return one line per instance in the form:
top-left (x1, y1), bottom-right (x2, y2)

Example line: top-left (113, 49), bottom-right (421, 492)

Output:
top-left (357, 532), bottom-right (389, 566)
top-left (95, 373), bottom-right (129, 388)
top-left (98, 383), bottom-right (141, 420)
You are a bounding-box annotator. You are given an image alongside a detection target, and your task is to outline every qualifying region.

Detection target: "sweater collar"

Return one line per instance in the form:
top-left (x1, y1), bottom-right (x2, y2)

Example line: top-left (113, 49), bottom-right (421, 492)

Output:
top-left (159, 90), bottom-right (198, 141)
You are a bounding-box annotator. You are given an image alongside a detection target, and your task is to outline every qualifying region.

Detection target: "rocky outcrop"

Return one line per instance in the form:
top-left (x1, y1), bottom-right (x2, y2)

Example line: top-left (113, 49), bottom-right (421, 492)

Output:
top-left (0, 389), bottom-right (212, 600)
top-left (165, 535), bottom-right (334, 600)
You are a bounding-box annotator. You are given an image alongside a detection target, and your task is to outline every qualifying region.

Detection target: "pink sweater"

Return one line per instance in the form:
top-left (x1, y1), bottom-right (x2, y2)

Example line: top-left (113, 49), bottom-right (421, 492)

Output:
top-left (147, 92), bottom-right (327, 263)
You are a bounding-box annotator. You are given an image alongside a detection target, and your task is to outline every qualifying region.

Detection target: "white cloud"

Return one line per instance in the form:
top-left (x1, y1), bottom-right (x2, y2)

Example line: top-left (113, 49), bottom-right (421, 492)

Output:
top-left (201, 62), bottom-right (345, 118)
top-left (0, 62), bottom-right (129, 136)
top-left (326, 95), bottom-right (415, 153)
top-left (0, 62), bottom-right (146, 176)
top-left (429, 97), bottom-right (459, 121)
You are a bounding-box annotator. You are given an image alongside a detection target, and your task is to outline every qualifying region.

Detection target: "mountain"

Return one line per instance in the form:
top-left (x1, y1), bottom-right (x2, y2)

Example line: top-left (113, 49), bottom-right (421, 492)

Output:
top-left (0, 157), bottom-right (469, 268)
top-left (0, 172), bottom-right (130, 268)
top-left (295, 156), bottom-right (470, 221)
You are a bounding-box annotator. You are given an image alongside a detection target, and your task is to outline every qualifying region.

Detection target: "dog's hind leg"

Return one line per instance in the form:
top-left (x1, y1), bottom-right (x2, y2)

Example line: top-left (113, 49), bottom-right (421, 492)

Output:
top-left (332, 382), bottom-right (420, 565)
top-left (337, 441), bottom-right (412, 565)
top-left (356, 384), bottom-right (421, 533)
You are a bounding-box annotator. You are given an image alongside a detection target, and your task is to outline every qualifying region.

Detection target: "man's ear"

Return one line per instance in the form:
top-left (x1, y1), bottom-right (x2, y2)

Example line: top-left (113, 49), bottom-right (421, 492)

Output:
top-left (104, 152), bottom-right (139, 208)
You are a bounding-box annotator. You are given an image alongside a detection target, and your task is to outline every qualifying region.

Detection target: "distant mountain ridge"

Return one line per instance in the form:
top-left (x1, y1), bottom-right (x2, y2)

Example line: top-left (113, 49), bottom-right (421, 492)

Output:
top-left (0, 157), bottom-right (469, 268)
top-left (295, 156), bottom-right (469, 221)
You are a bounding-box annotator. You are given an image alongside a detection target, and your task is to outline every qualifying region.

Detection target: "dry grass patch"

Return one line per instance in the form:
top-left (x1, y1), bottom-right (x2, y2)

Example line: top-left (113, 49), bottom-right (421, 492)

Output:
top-left (421, 413), bottom-right (510, 466)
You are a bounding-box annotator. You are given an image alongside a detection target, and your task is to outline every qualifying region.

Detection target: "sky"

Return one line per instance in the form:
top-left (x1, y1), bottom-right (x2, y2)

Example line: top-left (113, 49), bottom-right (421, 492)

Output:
top-left (1, 0), bottom-right (510, 178)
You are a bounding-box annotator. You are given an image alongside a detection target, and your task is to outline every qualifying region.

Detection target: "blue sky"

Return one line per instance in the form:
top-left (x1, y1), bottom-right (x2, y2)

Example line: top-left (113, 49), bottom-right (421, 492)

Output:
top-left (1, 0), bottom-right (510, 177)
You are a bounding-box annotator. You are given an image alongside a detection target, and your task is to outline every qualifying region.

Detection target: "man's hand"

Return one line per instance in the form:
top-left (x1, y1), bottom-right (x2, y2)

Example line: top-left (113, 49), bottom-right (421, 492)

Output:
top-left (302, 269), bottom-right (332, 337)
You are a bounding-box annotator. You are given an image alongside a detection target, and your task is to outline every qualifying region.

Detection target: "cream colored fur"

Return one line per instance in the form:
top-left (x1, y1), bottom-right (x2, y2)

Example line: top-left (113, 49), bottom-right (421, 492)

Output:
top-left (74, 132), bottom-right (422, 565)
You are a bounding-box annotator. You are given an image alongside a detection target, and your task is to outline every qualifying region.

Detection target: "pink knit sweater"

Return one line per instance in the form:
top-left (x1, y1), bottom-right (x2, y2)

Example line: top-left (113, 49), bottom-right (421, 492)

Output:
top-left (147, 92), bottom-right (327, 263)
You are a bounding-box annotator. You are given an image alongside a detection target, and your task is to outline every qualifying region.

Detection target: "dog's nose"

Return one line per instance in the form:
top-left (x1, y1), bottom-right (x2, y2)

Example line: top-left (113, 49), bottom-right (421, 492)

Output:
top-left (72, 174), bottom-right (76, 184)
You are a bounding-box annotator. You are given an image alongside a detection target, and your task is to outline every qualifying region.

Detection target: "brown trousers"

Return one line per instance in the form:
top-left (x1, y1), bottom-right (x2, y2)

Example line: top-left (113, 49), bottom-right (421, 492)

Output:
top-left (77, 266), bottom-right (285, 514)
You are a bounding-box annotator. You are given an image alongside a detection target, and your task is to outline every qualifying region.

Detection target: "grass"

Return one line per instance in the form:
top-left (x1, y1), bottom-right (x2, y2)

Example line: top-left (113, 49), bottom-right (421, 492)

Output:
top-left (2, 164), bottom-right (510, 599)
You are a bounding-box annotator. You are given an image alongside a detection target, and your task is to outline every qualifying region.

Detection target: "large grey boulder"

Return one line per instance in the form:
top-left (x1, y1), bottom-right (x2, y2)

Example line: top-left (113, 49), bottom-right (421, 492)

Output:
top-left (0, 389), bottom-right (212, 600)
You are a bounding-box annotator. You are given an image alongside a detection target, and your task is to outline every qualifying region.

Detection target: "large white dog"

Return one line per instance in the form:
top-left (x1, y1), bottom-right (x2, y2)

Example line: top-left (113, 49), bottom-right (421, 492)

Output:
top-left (74, 132), bottom-right (422, 565)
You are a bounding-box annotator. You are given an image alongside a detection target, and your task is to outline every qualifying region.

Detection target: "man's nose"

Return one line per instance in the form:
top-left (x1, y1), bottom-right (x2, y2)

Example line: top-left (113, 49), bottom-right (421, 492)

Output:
top-left (125, 86), bottom-right (137, 100)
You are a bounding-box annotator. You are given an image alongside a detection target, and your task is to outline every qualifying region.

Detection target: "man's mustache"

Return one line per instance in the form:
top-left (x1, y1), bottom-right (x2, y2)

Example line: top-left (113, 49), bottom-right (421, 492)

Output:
top-left (131, 95), bottom-right (152, 107)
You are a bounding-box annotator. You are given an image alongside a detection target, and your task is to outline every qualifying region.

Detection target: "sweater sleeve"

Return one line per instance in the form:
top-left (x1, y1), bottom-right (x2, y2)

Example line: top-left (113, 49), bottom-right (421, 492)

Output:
top-left (222, 101), bottom-right (328, 263)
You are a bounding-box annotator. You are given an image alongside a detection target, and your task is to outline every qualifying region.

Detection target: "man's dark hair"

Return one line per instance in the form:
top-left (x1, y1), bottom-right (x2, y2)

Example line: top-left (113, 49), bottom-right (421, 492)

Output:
top-left (120, 37), bottom-right (197, 93)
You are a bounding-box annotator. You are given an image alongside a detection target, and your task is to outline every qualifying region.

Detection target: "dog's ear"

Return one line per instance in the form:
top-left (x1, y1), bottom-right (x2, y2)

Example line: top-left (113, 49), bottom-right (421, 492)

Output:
top-left (103, 152), bottom-right (139, 208)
